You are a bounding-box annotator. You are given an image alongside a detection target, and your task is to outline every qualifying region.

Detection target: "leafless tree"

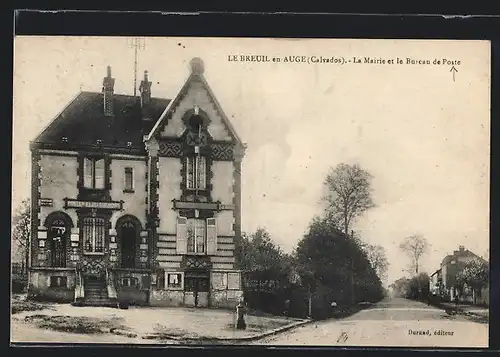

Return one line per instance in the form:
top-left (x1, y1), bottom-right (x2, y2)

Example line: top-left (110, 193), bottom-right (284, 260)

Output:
top-left (399, 234), bottom-right (430, 276)
top-left (322, 163), bottom-right (375, 235)
top-left (365, 244), bottom-right (389, 282)
top-left (12, 198), bottom-right (31, 273)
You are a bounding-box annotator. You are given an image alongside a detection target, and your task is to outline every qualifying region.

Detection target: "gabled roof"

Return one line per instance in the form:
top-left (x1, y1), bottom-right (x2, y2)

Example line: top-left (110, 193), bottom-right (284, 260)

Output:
top-left (147, 67), bottom-right (243, 145)
top-left (430, 269), bottom-right (441, 277)
top-left (32, 91), bottom-right (170, 151)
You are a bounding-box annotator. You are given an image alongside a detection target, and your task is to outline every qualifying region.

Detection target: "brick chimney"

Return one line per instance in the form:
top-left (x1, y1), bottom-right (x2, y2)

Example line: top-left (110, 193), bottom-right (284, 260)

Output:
top-left (139, 70), bottom-right (152, 107)
top-left (102, 66), bottom-right (115, 116)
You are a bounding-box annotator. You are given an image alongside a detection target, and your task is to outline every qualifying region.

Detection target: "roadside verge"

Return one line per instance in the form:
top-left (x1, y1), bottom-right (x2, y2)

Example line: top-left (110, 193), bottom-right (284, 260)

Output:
top-left (137, 318), bottom-right (312, 343)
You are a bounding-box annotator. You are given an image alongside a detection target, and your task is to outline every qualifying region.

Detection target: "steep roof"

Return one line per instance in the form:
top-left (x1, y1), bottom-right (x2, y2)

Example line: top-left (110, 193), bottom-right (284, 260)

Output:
top-left (441, 248), bottom-right (485, 266)
top-left (147, 60), bottom-right (244, 146)
top-left (430, 269), bottom-right (441, 277)
top-left (32, 91), bottom-right (170, 151)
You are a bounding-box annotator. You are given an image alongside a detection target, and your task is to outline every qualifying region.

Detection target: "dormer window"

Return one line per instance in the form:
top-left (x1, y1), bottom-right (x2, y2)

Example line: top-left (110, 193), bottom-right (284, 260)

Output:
top-left (61, 136), bottom-right (68, 143)
top-left (186, 155), bottom-right (206, 190)
top-left (126, 141), bottom-right (133, 147)
top-left (83, 157), bottom-right (105, 189)
top-left (96, 139), bottom-right (103, 145)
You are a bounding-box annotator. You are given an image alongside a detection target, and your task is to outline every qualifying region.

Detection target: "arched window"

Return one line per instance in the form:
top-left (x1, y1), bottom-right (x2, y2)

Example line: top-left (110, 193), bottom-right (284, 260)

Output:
top-left (48, 219), bottom-right (68, 267)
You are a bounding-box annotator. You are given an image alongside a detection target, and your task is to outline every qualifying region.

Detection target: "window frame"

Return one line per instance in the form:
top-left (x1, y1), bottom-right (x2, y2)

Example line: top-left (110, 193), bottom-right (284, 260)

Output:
top-left (123, 167), bottom-right (134, 193)
top-left (83, 156), bottom-right (106, 190)
top-left (82, 216), bottom-right (106, 255)
top-left (186, 218), bottom-right (207, 254)
top-left (121, 277), bottom-right (138, 287)
top-left (50, 276), bottom-right (68, 288)
top-left (186, 155), bottom-right (207, 191)
top-left (165, 272), bottom-right (184, 290)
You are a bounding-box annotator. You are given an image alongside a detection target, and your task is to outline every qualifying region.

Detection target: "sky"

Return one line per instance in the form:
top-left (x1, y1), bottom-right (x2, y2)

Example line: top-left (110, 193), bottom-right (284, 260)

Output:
top-left (12, 36), bottom-right (491, 284)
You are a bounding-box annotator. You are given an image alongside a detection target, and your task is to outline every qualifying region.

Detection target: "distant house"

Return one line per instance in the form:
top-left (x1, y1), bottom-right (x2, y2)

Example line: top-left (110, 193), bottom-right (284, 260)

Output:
top-left (439, 245), bottom-right (488, 304)
top-left (429, 268), bottom-right (441, 296)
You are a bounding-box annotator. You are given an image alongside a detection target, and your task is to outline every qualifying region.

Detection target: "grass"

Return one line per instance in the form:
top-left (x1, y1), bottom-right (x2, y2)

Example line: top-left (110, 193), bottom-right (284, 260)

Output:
top-left (24, 315), bottom-right (126, 334)
top-left (11, 298), bottom-right (51, 315)
top-left (150, 325), bottom-right (204, 340)
top-left (465, 313), bottom-right (489, 325)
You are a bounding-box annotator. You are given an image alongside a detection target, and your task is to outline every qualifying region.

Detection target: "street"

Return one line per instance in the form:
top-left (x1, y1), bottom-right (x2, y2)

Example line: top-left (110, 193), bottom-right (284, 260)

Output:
top-left (250, 297), bottom-right (489, 348)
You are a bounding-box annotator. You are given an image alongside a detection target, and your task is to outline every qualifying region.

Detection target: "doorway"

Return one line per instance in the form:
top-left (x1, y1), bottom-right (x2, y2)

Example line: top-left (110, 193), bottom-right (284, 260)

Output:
top-left (184, 272), bottom-right (210, 307)
top-left (48, 221), bottom-right (67, 267)
top-left (120, 221), bottom-right (137, 268)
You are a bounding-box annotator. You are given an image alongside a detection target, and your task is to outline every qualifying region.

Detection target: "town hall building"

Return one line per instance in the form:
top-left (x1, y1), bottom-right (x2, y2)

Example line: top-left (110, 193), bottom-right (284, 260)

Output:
top-left (28, 58), bottom-right (246, 308)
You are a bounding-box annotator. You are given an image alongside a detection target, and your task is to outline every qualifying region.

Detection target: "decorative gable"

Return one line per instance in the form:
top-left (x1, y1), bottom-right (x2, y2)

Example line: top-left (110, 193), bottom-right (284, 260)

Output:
top-left (148, 58), bottom-right (243, 146)
top-left (160, 80), bottom-right (232, 141)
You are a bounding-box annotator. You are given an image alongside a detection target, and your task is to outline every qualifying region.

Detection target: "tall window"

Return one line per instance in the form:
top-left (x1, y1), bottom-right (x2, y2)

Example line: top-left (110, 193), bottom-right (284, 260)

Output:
top-left (83, 157), bottom-right (105, 189)
top-left (124, 167), bottom-right (134, 191)
top-left (49, 219), bottom-right (67, 267)
top-left (186, 156), bottom-right (206, 190)
top-left (186, 219), bottom-right (206, 253)
top-left (83, 216), bottom-right (105, 253)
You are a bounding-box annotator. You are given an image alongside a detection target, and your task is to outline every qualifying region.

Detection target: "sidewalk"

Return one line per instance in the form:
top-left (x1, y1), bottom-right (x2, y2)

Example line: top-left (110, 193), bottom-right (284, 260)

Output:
top-left (12, 302), bottom-right (311, 343)
top-left (438, 302), bottom-right (489, 318)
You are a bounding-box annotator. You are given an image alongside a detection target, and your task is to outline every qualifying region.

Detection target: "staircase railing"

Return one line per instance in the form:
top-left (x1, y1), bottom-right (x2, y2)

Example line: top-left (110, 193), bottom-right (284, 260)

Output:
top-left (106, 268), bottom-right (118, 300)
top-left (74, 268), bottom-right (85, 302)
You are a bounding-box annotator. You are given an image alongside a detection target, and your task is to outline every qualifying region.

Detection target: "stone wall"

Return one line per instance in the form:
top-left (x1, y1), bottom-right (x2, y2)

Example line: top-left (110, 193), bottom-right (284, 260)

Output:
top-left (28, 269), bottom-right (76, 303)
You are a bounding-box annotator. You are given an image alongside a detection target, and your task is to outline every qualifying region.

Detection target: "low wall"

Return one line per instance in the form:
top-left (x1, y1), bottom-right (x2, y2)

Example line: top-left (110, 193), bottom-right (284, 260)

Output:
top-left (112, 269), bottom-right (150, 306)
top-left (211, 289), bottom-right (244, 309)
top-left (150, 289), bottom-right (184, 307)
top-left (28, 268), bottom-right (76, 303)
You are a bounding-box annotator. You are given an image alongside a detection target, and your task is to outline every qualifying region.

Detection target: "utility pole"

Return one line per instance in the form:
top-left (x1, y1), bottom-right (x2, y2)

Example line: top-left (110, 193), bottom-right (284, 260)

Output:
top-left (127, 37), bottom-right (146, 96)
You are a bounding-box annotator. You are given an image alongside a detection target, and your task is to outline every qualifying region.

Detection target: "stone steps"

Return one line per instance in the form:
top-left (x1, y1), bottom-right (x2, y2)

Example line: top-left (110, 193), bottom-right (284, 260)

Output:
top-left (76, 278), bottom-right (117, 307)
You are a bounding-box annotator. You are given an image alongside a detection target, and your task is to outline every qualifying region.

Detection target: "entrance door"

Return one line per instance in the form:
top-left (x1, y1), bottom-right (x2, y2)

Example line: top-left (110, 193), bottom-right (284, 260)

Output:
top-left (49, 223), bottom-right (67, 267)
top-left (185, 275), bottom-right (210, 307)
top-left (121, 222), bottom-right (137, 268)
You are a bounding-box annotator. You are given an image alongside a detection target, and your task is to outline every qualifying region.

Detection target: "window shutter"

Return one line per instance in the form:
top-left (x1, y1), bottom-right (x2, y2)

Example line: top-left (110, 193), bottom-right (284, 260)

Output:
top-left (176, 217), bottom-right (187, 254)
top-left (83, 158), bottom-right (93, 188)
top-left (206, 218), bottom-right (217, 255)
top-left (94, 159), bottom-right (105, 189)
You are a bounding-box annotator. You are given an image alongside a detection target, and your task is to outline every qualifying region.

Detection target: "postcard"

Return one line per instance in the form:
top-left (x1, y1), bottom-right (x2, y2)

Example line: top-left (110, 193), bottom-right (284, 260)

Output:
top-left (11, 36), bottom-right (490, 348)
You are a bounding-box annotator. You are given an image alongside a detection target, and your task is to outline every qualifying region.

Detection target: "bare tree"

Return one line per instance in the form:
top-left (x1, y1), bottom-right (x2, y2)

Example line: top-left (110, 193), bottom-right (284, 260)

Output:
top-left (399, 235), bottom-right (430, 276)
top-left (322, 163), bottom-right (375, 235)
top-left (12, 198), bottom-right (31, 273)
top-left (365, 244), bottom-right (389, 282)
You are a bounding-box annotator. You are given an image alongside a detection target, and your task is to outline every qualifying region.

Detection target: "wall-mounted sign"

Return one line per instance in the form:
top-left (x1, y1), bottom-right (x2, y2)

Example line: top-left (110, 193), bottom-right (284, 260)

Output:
top-left (166, 272), bottom-right (184, 289)
top-left (173, 200), bottom-right (219, 211)
top-left (39, 198), bottom-right (53, 207)
top-left (64, 198), bottom-right (123, 210)
top-left (219, 204), bottom-right (235, 211)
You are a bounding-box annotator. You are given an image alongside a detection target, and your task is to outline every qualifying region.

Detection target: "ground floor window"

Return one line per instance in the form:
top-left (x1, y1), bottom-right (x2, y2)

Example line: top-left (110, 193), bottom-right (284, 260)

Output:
top-left (166, 272), bottom-right (184, 289)
top-left (121, 277), bottom-right (138, 287)
top-left (50, 276), bottom-right (68, 288)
